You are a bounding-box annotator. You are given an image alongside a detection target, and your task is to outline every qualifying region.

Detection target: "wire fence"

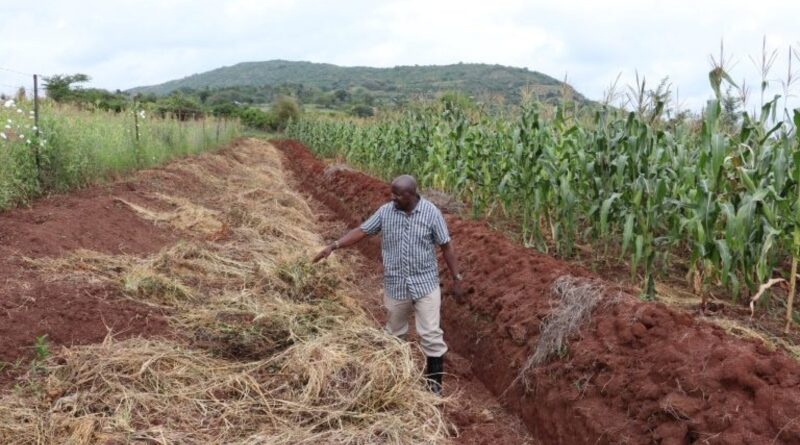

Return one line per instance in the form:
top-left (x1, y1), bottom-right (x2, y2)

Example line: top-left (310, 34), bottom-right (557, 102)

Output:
top-left (0, 66), bottom-right (242, 210)
top-left (0, 66), bottom-right (36, 100)
top-left (0, 66), bottom-right (42, 180)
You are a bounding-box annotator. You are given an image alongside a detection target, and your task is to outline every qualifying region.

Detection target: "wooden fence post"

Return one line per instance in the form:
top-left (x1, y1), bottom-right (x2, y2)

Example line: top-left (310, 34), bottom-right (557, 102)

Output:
top-left (133, 103), bottom-right (141, 166)
top-left (32, 74), bottom-right (42, 185)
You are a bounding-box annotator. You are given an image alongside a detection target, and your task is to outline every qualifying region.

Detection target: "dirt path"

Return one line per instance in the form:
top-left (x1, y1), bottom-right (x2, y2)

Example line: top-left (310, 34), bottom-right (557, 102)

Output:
top-left (274, 138), bottom-right (800, 445)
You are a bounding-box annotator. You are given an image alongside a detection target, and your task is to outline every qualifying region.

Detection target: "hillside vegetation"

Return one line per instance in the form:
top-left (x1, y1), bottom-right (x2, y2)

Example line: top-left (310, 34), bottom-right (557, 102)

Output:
top-left (128, 60), bottom-right (587, 107)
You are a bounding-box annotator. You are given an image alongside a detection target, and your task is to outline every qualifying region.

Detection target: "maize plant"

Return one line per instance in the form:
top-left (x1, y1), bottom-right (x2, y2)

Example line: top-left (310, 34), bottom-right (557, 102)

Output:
top-left (286, 69), bottom-right (800, 315)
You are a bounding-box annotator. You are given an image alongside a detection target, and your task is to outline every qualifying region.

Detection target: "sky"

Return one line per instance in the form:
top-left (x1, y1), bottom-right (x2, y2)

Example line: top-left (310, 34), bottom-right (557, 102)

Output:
top-left (1, 0), bottom-right (798, 112)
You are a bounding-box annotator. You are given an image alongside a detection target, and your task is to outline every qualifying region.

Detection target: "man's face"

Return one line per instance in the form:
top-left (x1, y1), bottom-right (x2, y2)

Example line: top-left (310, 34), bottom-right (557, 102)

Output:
top-left (391, 184), bottom-right (416, 210)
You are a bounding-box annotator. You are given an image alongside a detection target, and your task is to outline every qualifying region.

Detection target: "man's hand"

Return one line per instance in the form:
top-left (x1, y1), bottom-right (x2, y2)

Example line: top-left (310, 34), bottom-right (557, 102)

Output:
top-left (452, 280), bottom-right (466, 304)
top-left (440, 242), bottom-right (464, 303)
top-left (313, 244), bottom-right (335, 263)
top-left (314, 228), bottom-right (369, 263)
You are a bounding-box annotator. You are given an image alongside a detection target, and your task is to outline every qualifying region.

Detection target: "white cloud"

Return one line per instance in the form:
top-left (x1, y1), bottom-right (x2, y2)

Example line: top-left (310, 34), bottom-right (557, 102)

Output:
top-left (0, 0), bottom-right (798, 111)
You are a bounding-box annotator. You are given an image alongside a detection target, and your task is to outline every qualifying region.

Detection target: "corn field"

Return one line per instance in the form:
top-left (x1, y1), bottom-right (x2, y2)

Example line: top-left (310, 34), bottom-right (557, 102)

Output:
top-left (0, 99), bottom-right (241, 210)
top-left (287, 69), bottom-right (800, 329)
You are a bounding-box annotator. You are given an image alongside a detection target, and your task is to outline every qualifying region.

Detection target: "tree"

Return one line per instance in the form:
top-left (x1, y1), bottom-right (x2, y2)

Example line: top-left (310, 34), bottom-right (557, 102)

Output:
top-left (156, 93), bottom-right (204, 120)
top-left (350, 104), bottom-right (374, 117)
top-left (334, 89), bottom-right (349, 103)
top-left (720, 85), bottom-right (743, 134)
top-left (439, 91), bottom-right (476, 112)
top-left (43, 74), bottom-right (90, 102)
top-left (198, 88), bottom-right (211, 104)
top-left (271, 95), bottom-right (300, 130)
top-left (239, 107), bottom-right (274, 129)
top-left (79, 88), bottom-right (128, 112)
top-left (211, 102), bottom-right (241, 118)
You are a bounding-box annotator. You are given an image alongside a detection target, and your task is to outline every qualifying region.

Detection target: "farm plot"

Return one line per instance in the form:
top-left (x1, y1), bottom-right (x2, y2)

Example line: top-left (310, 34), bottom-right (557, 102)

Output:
top-left (2, 139), bottom-right (526, 444)
top-left (275, 138), bottom-right (800, 445)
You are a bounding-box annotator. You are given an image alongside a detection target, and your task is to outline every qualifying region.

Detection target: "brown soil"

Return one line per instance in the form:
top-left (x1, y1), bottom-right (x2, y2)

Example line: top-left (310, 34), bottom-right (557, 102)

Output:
top-left (274, 138), bottom-right (800, 445)
top-left (493, 215), bottom-right (800, 352)
top-left (0, 184), bottom-right (176, 385)
top-left (0, 138), bottom-right (256, 384)
top-left (1, 138), bottom-right (540, 444)
top-left (304, 185), bottom-right (536, 445)
top-left (0, 139), bottom-right (267, 384)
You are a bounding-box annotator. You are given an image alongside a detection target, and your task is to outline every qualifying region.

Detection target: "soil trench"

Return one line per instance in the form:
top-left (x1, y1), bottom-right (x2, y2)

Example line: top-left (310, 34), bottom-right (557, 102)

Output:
top-left (274, 138), bottom-right (800, 445)
top-left (0, 138), bottom-right (535, 444)
top-left (303, 182), bottom-right (535, 445)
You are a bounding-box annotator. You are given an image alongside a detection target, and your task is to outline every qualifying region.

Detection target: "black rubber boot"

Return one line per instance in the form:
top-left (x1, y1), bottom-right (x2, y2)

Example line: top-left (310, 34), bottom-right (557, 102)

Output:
top-left (425, 356), bottom-right (444, 396)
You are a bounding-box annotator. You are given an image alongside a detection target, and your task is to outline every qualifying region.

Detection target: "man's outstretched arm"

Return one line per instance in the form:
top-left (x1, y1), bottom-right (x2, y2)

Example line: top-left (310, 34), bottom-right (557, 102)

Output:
top-left (313, 227), bottom-right (369, 262)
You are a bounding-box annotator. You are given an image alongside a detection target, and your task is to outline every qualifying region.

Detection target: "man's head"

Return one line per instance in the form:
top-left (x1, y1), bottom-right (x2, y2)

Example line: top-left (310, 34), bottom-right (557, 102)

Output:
top-left (391, 175), bottom-right (418, 211)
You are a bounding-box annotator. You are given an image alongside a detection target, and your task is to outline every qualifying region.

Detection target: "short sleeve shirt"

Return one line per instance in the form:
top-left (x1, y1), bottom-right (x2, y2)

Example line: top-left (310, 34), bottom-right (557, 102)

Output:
top-left (360, 197), bottom-right (451, 300)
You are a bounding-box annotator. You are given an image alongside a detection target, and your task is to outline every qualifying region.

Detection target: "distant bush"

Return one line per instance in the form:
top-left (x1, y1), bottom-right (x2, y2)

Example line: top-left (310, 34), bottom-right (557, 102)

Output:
top-left (239, 107), bottom-right (275, 130)
top-left (350, 104), bottom-right (374, 117)
top-left (211, 102), bottom-right (241, 118)
top-left (155, 94), bottom-right (205, 120)
top-left (234, 96), bottom-right (301, 131)
top-left (271, 96), bottom-right (300, 130)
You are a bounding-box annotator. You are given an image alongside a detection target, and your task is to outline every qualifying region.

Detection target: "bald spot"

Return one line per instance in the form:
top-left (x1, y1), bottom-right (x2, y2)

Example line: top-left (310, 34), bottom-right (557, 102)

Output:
top-left (391, 175), bottom-right (417, 193)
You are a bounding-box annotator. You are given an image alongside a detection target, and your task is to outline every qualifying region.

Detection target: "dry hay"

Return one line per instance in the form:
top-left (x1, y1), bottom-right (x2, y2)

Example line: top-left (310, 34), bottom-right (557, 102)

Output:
top-left (654, 282), bottom-right (702, 308)
top-left (421, 189), bottom-right (465, 214)
top-left (1, 140), bottom-right (452, 444)
top-left (116, 193), bottom-right (225, 237)
top-left (123, 264), bottom-right (198, 306)
top-left (517, 275), bottom-right (616, 390)
top-left (181, 286), bottom-right (356, 361)
top-left (708, 318), bottom-right (800, 361)
top-left (0, 332), bottom-right (446, 444)
top-left (323, 163), bottom-right (356, 178)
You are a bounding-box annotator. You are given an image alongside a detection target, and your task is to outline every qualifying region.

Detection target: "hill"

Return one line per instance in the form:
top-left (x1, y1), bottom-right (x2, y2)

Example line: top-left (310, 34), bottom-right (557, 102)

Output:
top-left (128, 60), bottom-right (587, 106)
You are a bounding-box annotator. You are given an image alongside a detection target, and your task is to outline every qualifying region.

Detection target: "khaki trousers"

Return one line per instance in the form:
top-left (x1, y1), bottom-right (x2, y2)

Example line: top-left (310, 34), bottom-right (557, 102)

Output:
top-left (383, 287), bottom-right (448, 357)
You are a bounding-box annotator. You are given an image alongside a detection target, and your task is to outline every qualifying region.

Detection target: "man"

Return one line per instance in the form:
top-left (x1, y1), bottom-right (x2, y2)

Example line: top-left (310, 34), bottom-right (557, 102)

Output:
top-left (313, 175), bottom-right (464, 395)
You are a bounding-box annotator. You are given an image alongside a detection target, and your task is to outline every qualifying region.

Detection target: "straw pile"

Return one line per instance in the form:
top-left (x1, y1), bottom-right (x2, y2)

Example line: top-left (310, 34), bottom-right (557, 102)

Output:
top-left (516, 275), bottom-right (619, 391)
top-left (1, 139), bottom-right (451, 444)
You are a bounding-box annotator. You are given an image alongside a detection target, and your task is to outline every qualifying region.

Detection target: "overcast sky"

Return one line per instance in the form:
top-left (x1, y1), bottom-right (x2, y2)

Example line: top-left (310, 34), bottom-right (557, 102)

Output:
top-left (1, 0), bottom-right (798, 111)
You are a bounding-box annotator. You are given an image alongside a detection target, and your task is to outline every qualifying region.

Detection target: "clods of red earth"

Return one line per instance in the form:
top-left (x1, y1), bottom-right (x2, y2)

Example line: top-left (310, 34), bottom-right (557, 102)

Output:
top-left (274, 138), bottom-right (800, 445)
top-left (0, 141), bottom-right (262, 380)
top-left (0, 185), bottom-right (175, 386)
top-left (1, 139), bottom-right (540, 445)
top-left (306, 198), bottom-right (536, 445)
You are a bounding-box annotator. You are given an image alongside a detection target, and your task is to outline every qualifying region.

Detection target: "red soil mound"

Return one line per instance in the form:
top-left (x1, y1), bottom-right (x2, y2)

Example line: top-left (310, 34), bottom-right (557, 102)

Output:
top-left (0, 181), bottom-right (178, 383)
top-left (274, 139), bottom-right (800, 445)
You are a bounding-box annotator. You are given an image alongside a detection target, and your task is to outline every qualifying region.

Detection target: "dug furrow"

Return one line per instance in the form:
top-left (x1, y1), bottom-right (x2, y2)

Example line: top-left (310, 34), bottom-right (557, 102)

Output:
top-left (0, 138), bottom-right (535, 444)
top-left (275, 138), bottom-right (800, 445)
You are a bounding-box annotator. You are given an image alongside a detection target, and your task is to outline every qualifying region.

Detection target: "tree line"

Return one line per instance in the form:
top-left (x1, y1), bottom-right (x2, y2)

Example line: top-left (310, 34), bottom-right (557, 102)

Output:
top-left (41, 74), bottom-right (302, 131)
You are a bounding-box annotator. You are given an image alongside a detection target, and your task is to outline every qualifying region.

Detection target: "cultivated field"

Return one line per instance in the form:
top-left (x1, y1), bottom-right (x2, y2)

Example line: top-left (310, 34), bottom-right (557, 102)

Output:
top-left (0, 139), bottom-right (536, 444)
top-left (2, 65), bottom-right (800, 443)
top-left (275, 138), bottom-right (800, 444)
top-left (286, 83), bottom-right (800, 318)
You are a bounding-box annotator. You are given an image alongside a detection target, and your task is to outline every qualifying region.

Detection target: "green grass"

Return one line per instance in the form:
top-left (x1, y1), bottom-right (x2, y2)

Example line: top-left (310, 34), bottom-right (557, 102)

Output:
top-left (0, 99), bottom-right (241, 210)
top-left (240, 128), bottom-right (280, 140)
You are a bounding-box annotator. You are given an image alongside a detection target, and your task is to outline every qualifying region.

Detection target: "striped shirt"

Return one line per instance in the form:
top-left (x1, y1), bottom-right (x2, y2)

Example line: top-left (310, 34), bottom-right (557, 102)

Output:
top-left (361, 197), bottom-right (451, 300)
